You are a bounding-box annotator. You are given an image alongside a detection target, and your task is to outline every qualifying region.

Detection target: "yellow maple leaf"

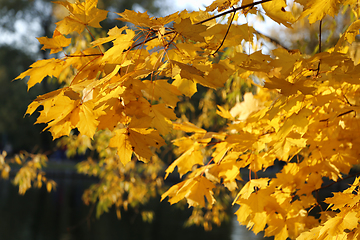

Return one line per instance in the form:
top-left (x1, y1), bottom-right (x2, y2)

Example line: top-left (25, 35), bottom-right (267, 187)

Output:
top-left (117, 9), bottom-right (179, 29)
top-left (149, 104), bottom-right (177, 136)
top-left (15, 59), bottom-right (70, 90)
top-left (76, 101), bottom-right (104, 138)
top-left (37, 30), bottom-right (71, 54)
top-left (319, 211), bottom-right (359, 237)
top-left (165, 141), bottom-right (208, 178)
top-left (262, 0), bottom-right (295, 27)
top-left (128, 128), bottom-right (165, 162)
top-left (186, 176), bottom-right (216, 208)
top-left (206, 0), bottom-right (240, 12)
top-left (234, 178), bottom-right (270, 201)
top-left (335, 19), bottom-right (360, 51)
top-left (91, 26), bottom-right (127, 46)
top-left (216, 105), bottom-right (235, 120)
top-left (101, 29), bottom-right (136, 64)
top-left (300, 0), bottom-right (341, 24)
top-left (143, 80), bottom-right (181, 108)
top-left (54, 0), bottom-right (108, 34)
top-left (110, 126), bottom-right (165, 165)
top-left (109, 128), bottom-right (133, 166)
top-left (161, 176), bottom-right (216, 208)
top-left (172, 75), bottom-right (197, 97)
top-left (173, 18), bottom-right (207, 42)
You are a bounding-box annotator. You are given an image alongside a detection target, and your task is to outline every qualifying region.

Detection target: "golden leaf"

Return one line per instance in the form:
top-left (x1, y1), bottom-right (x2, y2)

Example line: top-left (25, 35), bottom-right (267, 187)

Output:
top-left (54, 0), bottom-right (108, 34)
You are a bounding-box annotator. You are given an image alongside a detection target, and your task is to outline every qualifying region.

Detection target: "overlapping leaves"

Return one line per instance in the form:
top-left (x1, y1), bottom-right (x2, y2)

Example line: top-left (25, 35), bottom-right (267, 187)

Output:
top-left (16, 0), bottom-right (360, 239)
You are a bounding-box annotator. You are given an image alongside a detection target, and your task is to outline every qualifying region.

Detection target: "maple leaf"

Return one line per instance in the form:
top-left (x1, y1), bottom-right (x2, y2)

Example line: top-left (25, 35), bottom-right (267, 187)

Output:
top-left (262, 0), bottom-right (295, 27)
top-left (161, 176), bottom-right (216, 208)
top-left (54, 0), bottom-right (108, 34)
top-left (149, 104), bottom-right (177, 136)
top-left (110, 127), bottom-right (165, 165)
top-left (335, 19), bottom-right (360, 51)
top-left (319, 211), bottom-right (359, 237)
top-left (143, 80), bottom-right (181, 108)
top-left (109, 128), bottom-right (133, 166)
top-left (206, 0), bottom-right (240, 12)
top-left (37, 30), bottom-right (71, 54)
top-left (76, 100), bottom-right (104, 138)
top-left (101, 29), bottom-right (136, 64)
top-left (172, 75), bottom-right (197, 97)
top-left (300, 0), bottom-right (341, 24)
top-left (117, 10), bottom-right (179, 29)
top-left (15, 59), bottom-right (70, 90)
top-left (165, 142), bottom-right (205, 179)
top-left (216, 105), bottom-right (235, 120)
top-left (173, 18), bottom-right (207, 42)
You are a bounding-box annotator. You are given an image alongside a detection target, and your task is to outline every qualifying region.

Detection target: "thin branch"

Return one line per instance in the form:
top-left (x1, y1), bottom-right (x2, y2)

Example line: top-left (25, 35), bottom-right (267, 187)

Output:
top-left (68, 0), bottom-right (273, 56)
top-left (317, 20), bottom-right (322, 76)
top-left (123, 0), bottom-right (272, 52)
top-left (211, 8), bottom-right (237, 55)
top-left (194, 0), bottom-right (273, 25)
top-left (313, 171), bottom-right (360, 193)
top-left (319, 110), bottom-right (355, 122)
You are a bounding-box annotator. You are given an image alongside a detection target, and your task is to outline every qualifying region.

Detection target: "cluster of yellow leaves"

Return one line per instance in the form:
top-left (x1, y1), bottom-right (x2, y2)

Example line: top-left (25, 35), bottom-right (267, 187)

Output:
top-left (0, 151), bottom-right (56, 194)
top-left (16, 0), bottom-right (360, 238)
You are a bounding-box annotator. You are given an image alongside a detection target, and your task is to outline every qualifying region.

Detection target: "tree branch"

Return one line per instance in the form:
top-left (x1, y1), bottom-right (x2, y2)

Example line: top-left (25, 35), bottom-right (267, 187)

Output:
top-left (211, 8), bottom-right (237, 55)
top-left (313, 171), bottom-right (360, 193)
top-left (194, 0), bottom-right (273, 25)
top-left (317, 20), bottom-right (322, 76)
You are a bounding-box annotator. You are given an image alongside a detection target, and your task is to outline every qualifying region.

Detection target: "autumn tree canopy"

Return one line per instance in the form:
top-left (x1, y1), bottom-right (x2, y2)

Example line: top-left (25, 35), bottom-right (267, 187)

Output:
top-left (5, 0), bottom-right (360, 239)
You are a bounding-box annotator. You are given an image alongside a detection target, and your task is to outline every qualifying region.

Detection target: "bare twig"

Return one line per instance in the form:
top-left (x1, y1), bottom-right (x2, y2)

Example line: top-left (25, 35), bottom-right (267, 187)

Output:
top-left (313, 171), bottom-right (360, 193)
top-left (317, 20), bottom-right (322, 76)
top-left (194, 0), bottom-right (273, 25)
top-left (319, 110), bottom-right (355, 122)
top-left (211, 8), bottom-right (237, 55)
